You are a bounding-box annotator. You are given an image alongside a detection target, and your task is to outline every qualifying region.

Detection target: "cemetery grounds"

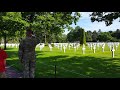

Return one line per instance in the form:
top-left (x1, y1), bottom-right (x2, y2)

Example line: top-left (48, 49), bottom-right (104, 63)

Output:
top-left (5, 42), bottom-right (120, 78)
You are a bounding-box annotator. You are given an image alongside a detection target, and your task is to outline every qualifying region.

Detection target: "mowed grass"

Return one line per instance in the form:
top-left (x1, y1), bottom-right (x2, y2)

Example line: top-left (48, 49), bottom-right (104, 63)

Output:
top-left (5, 44), bottom-right (120, 78)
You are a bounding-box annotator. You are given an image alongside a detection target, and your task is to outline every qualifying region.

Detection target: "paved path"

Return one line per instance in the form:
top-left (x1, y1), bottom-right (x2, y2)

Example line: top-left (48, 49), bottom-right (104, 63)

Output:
top-left (5, 66), bottom-right (23, 78)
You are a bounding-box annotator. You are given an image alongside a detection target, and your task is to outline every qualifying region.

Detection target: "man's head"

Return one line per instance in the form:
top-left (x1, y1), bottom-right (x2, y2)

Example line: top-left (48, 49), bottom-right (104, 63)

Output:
top-left (26, 28), bottom-right (33, 37)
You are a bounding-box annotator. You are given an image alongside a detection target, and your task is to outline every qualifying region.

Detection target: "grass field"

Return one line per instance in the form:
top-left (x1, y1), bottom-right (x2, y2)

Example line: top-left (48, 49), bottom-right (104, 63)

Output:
top-left (5, 44), bottom-right (120, 78)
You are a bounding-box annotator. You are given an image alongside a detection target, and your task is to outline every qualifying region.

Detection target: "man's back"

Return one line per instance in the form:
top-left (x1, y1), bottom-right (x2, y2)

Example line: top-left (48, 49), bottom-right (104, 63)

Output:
top-left (18, 36), bottom-right (39, 61)
top-left (22, 37), bottom-right (37, 52)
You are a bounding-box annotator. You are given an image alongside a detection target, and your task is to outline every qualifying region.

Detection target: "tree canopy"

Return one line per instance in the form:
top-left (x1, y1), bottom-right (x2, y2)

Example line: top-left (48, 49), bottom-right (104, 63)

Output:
top-left (90, 12), bottom-right (120, 26)
top-left (0, 12), bottom-right (81, 49)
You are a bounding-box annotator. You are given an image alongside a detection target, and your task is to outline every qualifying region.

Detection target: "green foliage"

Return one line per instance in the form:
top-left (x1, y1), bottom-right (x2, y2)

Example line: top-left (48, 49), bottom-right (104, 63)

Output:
top-left (21, 12), bottom-right (81, 43)
top-left (0, 12), bottom-right (29, 49)
top-left (86, 31), bottom-right (92, 42)
top-left (0, 12), bottom-right (81, 49)
top-left (67, 26), bottom-right (81, 42)
top-left (92, 30), bottom-right (98, 42)
top-left (67, 26), bottom-right (120, 42)
top-left (97, 32), bottom-right (113, 42)
top-left (80, 28), bottom-right (86, 45)
top-left (67, 26), bottom-right (88, 44)
top-left (90, 12), bottom-right (120, 26)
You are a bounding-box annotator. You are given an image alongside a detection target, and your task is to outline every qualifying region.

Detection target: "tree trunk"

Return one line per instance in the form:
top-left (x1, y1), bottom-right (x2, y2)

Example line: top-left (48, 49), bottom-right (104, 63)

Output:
top-left (3, 33), bottom-right (7, 50)
top-left (45, 34), bottom-right (46, 44)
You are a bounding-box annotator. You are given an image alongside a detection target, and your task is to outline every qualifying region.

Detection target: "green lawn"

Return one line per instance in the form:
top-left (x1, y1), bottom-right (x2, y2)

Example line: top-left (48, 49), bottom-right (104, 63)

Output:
top-left (5, 44), bottom-right (120, 78)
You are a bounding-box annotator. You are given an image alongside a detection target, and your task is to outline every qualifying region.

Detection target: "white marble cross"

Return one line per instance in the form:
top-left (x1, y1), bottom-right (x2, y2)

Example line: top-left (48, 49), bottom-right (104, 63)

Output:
top-left (82, 44), bottom-right (85, 54)
top-left (62, 44), bottom-right (67, 53)
top-left (60, 43), bottom-right (62, 51)
top-left (90, 44), bottom-right (93, 50)
top-left (40, 43), bottom-right (44, 51)
top-left (68, 44), bottom-right (71, 50)
top-left (48, 44), bottom-right (53, 51)
top-left (115, 45), bottom-right (118, 50)
top-left (93, 44), bottom-right (96, 53)
top-left (74, 46), bottom-right (76, 52)
top-left (109, 45), bottom-right (112, 51)
top-left (111, 46), bottom-right (115, 58)
top-left (76, 44), bottom-right (80, 50)
top-left (63, 45), bottom-right (67, 53)
top-left (102, 44), bottom-right (105, 52)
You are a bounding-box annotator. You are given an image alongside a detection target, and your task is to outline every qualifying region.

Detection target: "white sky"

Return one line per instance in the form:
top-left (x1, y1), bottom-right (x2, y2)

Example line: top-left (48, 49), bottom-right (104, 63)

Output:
top-left (64, 12), bottom-right (120, 34)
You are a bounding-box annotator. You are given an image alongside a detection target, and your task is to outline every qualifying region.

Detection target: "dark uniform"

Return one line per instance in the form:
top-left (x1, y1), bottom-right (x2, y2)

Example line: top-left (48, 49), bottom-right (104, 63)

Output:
top-left (18, 35), bottom-right (40, 78)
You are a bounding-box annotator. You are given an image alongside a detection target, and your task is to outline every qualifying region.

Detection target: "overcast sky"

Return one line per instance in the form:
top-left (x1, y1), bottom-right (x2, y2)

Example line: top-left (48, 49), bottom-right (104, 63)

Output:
top-left (64, 12), bottom-right (120, 34)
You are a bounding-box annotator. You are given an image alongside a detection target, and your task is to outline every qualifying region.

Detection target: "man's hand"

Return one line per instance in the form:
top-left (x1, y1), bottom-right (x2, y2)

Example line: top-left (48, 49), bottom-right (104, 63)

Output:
top-left (32, 34), bottom-right (36, 38)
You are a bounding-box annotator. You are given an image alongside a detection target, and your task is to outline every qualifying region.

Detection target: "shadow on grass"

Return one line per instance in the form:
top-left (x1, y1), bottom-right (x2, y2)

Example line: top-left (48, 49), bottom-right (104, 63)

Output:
top-left (34, 55), bottom-right (120, 78)
top-left (6, 48), bottom-right (17, 50)
top-left (5, 48), bottom-right (120, 78)
top-left (6, 50), bottom-right (45, 59)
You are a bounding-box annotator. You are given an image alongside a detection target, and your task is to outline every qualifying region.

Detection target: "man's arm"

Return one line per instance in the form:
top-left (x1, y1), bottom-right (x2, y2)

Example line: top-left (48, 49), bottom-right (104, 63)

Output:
top-left (32, 34), bottom-right (40, 45)
top-left (36, 37), bottom-right (40, 44)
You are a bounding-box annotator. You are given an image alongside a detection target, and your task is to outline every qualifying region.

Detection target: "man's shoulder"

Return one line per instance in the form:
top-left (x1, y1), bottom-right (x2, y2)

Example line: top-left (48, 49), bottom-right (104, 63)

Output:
top-left (32, 37), bottom-right (37, 40)
top-left (21, 37), bottom-right (38, 43)
top-left (20, 38), bottom-right (26, 43)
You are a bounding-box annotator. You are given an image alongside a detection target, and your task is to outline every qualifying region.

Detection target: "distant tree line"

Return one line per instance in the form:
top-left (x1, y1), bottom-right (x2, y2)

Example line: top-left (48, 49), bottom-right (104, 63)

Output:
top-left (67, 26), bottom-right (120, 42)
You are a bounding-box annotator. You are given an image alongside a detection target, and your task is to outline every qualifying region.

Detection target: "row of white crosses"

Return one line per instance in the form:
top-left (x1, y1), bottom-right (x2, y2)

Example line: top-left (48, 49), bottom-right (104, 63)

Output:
top-left (114, 42), bottom-right (119, 50)
top-left (62, 43), bottom-right (68, 53)
top-left (0, 43), bottom-right (19, 48)
top-left (54, 43), bottom-right (59, 49)
top-left (49, 42), bottom-right (119, 58)
top-left (48, 44), bottom-right (53, 51)
top-left (39, 43), bottom-right (45, 51)
top-left (36, 43), bottom-right (52, 51)
top-left (107, 42), bottom-right (119, 52)
top-left (47, 42), bottom-right (119, 58)
top-left (7, 43), bottom-right (19, 48)
top-left (101, 43), bottom-right (105, 52)
top-left (82, 44), bottom-right (86, 54)
top-left (87, 42), bottom-right (106, 53)
top-left (68, 43), bottom-right (73, 50)
top-left (108, 42), bottom-right (119, 58)
top-left (53, 43), bottom-right (80, 53)
top-left (107, 43), bottom-right (112, 51)
top-left (109, 42), bottom-right (119, 49)
top-left (88, 42), bottom-right (120, 58)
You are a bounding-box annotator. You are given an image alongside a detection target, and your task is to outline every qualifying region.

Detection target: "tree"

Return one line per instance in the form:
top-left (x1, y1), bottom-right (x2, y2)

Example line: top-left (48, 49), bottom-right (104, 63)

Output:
top-left (21, 12), bottom-right (81, 44)
top-left (67, 26), bottom-right (87, 44)
top-left (114, 29), bottom-right (120, 39)
top-left (58, 34), bottom-right (67, 43)
top-left (86, 31), bottom-right (92, 42)
top-left (80, 28), bottom-right (86, 45)
top-left (0, 12), bottom-right (81, 49)
top-left (0, 12), bottom-right (29, 49)
top-left (92, 30), bottom-right (98, 42)
top-left (97, 32), bottom-right (112, 42)
top-left (90, 12), bottom-right (120, 42)
top-left (67, 31), bottom-right (74, 42)
top-left (67, 26), bottom-right (82, 42)
top-left (90, 12), bottom-right (120, 26)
